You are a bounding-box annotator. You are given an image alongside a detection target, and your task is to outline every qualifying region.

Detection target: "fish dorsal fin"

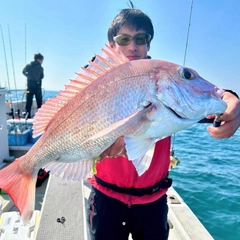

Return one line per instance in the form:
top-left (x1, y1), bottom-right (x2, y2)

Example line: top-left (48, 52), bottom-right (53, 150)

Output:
top-left (33, 45), bottom-right (129, 138)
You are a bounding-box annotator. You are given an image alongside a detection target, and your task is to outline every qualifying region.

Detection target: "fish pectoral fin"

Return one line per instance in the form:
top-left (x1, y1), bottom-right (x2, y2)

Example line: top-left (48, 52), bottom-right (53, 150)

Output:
top-left (125, 136), bottom-right (156, 176)
top-left (85, 107), bottom-right (152, 143)
top-left (44, 160), bottom-right (92, 181)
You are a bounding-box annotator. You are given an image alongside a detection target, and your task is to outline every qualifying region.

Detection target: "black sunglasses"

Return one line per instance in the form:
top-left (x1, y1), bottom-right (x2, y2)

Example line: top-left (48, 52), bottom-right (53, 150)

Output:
top-left (113, 33), bottom-right (151, 46)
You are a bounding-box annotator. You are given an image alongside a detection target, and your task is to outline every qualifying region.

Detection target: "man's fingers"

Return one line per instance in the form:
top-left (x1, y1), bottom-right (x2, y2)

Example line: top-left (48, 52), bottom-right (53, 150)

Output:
top-left (98, 137), bottom-right (127, 161)
top-left (207, 121), bottom-right (238, 139)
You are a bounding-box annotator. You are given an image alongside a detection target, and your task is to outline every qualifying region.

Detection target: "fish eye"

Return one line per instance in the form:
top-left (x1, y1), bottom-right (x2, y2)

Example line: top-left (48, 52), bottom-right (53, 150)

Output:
top-left (180, 68), bottom-right (195, 80)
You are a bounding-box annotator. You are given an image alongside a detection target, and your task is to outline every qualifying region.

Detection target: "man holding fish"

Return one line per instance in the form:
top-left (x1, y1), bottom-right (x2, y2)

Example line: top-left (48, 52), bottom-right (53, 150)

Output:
top-left (87, 5), bottom-right (240, 240)
top-left (0, 3), bottom-right (239, 239)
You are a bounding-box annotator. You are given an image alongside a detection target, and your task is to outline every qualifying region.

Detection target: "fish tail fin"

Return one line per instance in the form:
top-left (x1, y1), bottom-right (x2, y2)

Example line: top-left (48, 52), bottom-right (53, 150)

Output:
top-left (0, 158), bottom-right (37, 224)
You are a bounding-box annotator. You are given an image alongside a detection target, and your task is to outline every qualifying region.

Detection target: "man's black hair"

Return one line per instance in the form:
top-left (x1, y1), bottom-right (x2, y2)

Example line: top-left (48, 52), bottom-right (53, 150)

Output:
top-left (34, 53), bottom-right (44, 61)
top-left (107, 7), bottom-right (154, 44)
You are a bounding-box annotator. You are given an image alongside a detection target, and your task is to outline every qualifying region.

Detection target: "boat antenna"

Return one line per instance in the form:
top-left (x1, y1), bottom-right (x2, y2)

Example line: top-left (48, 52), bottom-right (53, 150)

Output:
top-left (8, 24), bottom-right (20, 117)
top-left (171, 0), bottom-right (194, 156)
top-left (0, 24), bottom-right (14, 118)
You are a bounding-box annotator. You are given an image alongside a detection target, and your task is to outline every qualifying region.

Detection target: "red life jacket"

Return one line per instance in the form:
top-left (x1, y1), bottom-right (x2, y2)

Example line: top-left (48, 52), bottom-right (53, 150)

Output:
top-left (88, 137), bottom-right (171, 205)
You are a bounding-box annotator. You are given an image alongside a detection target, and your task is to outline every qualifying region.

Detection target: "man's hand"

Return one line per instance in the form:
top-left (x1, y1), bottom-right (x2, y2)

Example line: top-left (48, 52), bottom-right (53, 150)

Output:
top-left (207, 91), bottom-right (240, 138)
top-left (99, 137), bottom-right (127, 161)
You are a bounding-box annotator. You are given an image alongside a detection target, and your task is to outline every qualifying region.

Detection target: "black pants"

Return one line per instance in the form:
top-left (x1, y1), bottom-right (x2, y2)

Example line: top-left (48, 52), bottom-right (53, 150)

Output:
top-left (87, 187), bottom-right (169, 240)
top-left (26, 80), bottom-right (42, 118)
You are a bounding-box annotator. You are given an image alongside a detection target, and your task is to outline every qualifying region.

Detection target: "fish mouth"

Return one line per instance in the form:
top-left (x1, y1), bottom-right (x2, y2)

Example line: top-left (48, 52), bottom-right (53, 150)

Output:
top-left (158, 97), bottom-right (190, 120)
top-left (166, 106), bottom-right (185, 119)
top-left (164, 105), bottom-right (198, 120)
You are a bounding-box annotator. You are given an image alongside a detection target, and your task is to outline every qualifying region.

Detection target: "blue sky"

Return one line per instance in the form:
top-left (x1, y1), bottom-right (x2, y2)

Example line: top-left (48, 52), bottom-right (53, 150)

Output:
top-left (0, 0), bottom-right (239, 94)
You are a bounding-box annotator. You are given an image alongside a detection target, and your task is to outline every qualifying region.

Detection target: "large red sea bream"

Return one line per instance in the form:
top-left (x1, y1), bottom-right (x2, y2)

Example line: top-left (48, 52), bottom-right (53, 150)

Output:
top-left (0, 45), bottom-right (227, 223)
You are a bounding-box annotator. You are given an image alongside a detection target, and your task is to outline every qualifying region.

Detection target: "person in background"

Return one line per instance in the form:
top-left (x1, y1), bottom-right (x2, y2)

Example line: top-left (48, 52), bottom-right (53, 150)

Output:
top-left (22, 53), bottom-right (44, 118)
top-left (87, 6), bottom-right (240, 240)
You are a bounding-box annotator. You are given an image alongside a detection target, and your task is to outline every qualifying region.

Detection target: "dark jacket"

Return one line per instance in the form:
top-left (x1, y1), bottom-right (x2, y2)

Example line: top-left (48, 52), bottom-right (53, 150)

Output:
top-left (22, 60), bottom-right (44, 82)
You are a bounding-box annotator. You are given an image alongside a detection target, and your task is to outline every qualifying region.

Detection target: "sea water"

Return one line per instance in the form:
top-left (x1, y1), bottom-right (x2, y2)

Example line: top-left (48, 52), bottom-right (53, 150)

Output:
top-left (5, 89), bottom-right (59, 103)
top-left (5, 90), bottom-right (240, 240)
top-left (171, 124), bottom-right (240, 240)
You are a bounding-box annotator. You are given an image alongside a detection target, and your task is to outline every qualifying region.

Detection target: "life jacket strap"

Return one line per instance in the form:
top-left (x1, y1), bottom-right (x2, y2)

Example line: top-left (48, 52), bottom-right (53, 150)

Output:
top-left (94, 175), bottom-right (172, 197)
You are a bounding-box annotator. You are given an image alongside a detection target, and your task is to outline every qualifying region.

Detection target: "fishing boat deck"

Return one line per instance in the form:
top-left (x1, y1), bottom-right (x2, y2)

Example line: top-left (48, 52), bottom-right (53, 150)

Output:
top-left (0, 142), bottom-right (213, 240)
top-left (1, 174), bottom-right (214, 240)
top-left (1, 173), bottom-right (213, 240)
top-left (37, 176), bottom-right (214, 240)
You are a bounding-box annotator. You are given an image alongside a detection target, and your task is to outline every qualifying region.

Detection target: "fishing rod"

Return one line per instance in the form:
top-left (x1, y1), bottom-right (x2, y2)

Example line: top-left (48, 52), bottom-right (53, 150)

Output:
top-left (170, 0), bottom-right (194, 167)
top-left (8, 24), bottom-right (21, 118)
top-left (0, 24), bottom-right (14, 119)
top-left (22, 23), bottom-right (28, 101)
top-left (25, 23), bottom-right (27, 66)
top-left (183, 0), bottom-right (194, 67)
top-left (182, 0), bottom-right (220, 128)
top-left (170, 0), bottom-right (221, 165)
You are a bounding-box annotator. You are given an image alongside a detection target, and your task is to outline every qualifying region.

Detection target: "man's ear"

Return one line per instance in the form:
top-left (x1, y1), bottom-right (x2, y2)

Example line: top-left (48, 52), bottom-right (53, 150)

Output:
top-left (147, 43), bottom-right (151, 51)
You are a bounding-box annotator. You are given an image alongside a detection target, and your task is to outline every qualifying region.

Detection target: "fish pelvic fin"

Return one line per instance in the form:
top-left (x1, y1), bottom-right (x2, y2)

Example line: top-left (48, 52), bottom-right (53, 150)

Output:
top-left (0, 158), bottom-right (36, 225)
top-left (32, 45), bottom-right (129, 138)
top-left (44, 160), bottom-right (93, 181)
top-left (125, 137), bottom-right (157, 176)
